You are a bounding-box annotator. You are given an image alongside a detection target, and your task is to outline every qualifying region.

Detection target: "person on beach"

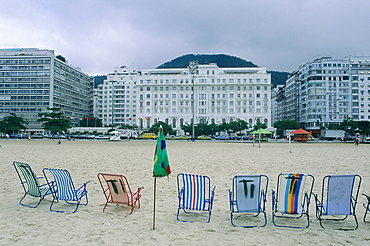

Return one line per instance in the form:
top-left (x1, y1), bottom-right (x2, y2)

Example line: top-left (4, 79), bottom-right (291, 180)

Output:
top-left (354, 138), bottom-right (359, 146)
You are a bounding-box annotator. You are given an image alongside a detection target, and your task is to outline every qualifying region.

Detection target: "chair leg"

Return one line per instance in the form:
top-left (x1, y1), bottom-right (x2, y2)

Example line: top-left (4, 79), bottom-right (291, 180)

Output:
top-left (364, 203), bottom-right (369, 223)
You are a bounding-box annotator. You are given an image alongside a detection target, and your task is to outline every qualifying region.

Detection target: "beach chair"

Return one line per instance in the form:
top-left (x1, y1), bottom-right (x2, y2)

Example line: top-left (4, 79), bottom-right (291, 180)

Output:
top-left (228, 175), bottom-right (268, 227)
top-left (314, 175), bottom-right (362, 230)
top-left (363, 193), bottom-right (370, 223)
top-left (97, 173), bottom-right (144, 214)
top-left (272, 173), bottom-right (314, 229)
top-left (176, 173), bottom-right (216, 223)
top-left (42, 168), bottom-right (90, 213)
top-left (13, 161), bottom-right (53, 208)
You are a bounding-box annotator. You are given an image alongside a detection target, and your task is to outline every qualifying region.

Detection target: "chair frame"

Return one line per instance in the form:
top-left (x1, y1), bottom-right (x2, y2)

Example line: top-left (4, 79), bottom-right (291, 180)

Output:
top-left (229, 175), bottom-right (268, 228)
top-left (176, 173), bottom-right (216, 223)
top-left (314, 174), bottom-right (361, 230)
top-left (97, 173), bottom-right (144, 214)
top-left (272, 173), bottom-right (315, 229)
top-left (13, 161), bottom-right (53, 208)
top-left (42, 168), bottom-right (90, 213)
top-left (363, 193), bottom-right (370, 223)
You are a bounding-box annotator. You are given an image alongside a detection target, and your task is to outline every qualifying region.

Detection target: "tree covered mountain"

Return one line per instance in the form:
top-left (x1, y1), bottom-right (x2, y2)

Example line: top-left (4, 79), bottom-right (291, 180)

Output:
top-left (157, 54), bottom-right (258, 68)
top-left (157, 54), bottom-right (289, 87)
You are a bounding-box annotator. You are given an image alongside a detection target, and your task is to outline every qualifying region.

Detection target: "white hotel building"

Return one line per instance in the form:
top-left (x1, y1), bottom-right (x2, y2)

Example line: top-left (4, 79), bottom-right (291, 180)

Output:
top-left (95, 64), bottom-right (272, 133)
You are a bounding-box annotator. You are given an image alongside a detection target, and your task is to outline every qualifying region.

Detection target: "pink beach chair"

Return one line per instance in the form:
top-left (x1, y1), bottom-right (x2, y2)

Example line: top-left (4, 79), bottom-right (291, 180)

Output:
top-left (97, 173), bottom-right (144, 214)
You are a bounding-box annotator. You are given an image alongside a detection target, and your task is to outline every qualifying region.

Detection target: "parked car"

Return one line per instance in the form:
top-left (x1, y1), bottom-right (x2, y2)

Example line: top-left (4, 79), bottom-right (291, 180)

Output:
top-left (138, 133), bottom-right (157, 139)
top-left (11, 134), bottom-right (27, 139)
top-left (215, 135), bottom-right (230, 140)
top-left (31, 134), bottom-right (44, 139)
top-left (95, 135), bottom-right (110, 139)
top-left (236, 135), bottom-right (253, 140)
top-left (49, 135), bottom-right (66, 139)
top-left (197, 135), bottom-right (212, 140)
top-left (165, 135), bottom-right (180, 140)
top-left (178, 135), bottom-right (192, 140)
top-left (342, 135), bottom-right (355, 141)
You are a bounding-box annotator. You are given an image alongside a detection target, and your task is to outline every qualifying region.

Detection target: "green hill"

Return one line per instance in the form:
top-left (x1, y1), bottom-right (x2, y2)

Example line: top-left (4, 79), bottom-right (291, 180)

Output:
top-left (157, 54), bottom-right (288, 87)
top-left (157, 54), bottom-right (258, 69)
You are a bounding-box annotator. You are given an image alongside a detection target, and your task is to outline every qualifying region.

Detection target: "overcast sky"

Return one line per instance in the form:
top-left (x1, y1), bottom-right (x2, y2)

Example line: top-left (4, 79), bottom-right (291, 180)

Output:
top-left (1, 0), bottom-right (369, 75)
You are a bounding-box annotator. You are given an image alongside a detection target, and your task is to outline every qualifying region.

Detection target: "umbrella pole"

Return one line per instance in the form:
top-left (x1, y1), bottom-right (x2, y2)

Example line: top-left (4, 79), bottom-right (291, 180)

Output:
top-left (152, 177), bottom-right (157, 230)
top-left (259, 133), bottom-right (261, 148)
top-left (288, 133), bottom-right (292, 153)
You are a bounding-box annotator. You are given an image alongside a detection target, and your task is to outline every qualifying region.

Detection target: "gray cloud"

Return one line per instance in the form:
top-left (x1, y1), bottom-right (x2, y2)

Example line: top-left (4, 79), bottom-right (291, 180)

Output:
top-left (1, 0), bottom-right (369, 75)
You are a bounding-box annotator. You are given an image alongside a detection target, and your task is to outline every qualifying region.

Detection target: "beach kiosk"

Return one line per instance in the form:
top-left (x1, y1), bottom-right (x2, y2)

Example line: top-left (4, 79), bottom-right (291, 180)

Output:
top-left (290, 128), bottom-right (311, 142)
top-left (251, 128), bottom-right (273, 141)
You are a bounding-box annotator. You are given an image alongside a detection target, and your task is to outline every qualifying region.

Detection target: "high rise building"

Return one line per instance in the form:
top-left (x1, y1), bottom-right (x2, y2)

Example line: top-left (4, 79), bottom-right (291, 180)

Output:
top-left (0, 48), bottom-right (93, 134)
top-left (94, 64), bottom-right (272, 133)
top-left (276, 56), bottom-right (370, 132)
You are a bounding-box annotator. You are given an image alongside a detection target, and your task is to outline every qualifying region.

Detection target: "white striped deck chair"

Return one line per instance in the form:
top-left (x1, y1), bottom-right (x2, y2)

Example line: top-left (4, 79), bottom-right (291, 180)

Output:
top-left (42, 168), bottom-right (90, 213)
top-left (176, 173), bottom-right (216, 223)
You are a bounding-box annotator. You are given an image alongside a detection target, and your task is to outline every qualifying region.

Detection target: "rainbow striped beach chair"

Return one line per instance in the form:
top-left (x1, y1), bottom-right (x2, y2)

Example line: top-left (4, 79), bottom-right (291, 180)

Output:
top-left (272, 173), bottom-right (314, 229)
top-left (176, 173), bottom-right (216, 223)
top-left (314, 175), bottom-right (361, 230)
top-left (229, 175), bottom-right (269, 227)
top-left (42, 168), bottom-right (90, 213)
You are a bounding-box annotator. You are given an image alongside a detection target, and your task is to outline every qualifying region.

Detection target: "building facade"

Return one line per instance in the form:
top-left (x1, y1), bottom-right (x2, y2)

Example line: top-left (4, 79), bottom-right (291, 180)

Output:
top-left (0, 48), bottom-right (93, 134)
top-left (276, 56), bottom-right (370, 132)
top-left (94, 64), bottom-right (272, 133)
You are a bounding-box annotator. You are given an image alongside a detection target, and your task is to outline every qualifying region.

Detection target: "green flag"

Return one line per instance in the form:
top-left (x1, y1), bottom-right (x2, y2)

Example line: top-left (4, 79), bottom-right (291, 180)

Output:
top-left (153, 127), bottom-right (171, 177)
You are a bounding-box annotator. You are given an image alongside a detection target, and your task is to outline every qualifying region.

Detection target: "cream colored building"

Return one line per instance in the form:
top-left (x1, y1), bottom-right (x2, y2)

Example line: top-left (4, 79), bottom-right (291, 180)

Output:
top-left (94, 64), bottom-right (272, 133)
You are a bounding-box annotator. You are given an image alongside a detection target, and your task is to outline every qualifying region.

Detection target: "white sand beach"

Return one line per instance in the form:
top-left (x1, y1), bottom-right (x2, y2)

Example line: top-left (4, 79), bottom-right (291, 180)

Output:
top-left (1, 139), bottom-right (369, 245)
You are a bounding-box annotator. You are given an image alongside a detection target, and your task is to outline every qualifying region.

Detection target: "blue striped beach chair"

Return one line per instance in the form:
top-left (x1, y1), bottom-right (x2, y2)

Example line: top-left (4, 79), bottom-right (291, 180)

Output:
top-left (42, 168), bottom-right (90, 213)
top-left (13, 161), bottom-right (53, 208)
top-left (229, 175), bottom-right (268, 227)
top-left (272, 173), bottom-right (315, 229)
top-left (314, 174), bottom-right (361, 230)
top-left (176, 173), bottom-right (216, 223)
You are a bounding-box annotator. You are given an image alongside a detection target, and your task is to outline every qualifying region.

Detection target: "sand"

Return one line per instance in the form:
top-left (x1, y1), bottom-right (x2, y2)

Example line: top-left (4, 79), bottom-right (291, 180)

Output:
top-left (1, 139), bottom-right (369, 245)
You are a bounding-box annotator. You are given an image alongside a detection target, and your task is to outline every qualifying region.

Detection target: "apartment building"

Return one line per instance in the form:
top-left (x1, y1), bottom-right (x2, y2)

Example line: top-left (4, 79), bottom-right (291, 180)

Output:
top-left (0, 48), bottom-right (93, 133)
top-left (276, 56), bottom-right (370, 131)
top-left (94, 64), bottom-right (272, 133)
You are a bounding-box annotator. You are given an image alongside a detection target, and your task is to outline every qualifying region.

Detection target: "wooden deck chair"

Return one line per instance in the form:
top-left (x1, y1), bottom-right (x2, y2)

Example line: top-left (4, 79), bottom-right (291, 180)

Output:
top-left (229, 175), bottom-right (268, 227)
top-left (13, 161), bottom-right (53, 208)
top-left (363, 193), bottom-right (370, 223)
top-left (97, 173), bottom-right (144, 214)
top-left (176, 173), bottom-right (216, 223)
top-left (42, 168), bottom-right (90, 213)
top-left (272, 173), bottom-right (314, 229)
top-left (314, 175), bottom-right (361, 230)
